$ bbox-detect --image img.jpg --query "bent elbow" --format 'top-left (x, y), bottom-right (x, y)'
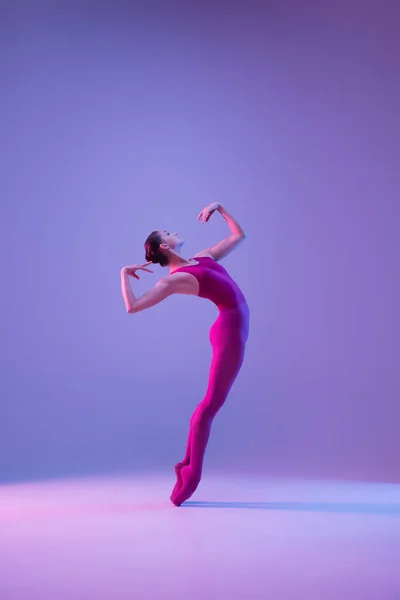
top-left (127, 306), bottom-right (136, 314)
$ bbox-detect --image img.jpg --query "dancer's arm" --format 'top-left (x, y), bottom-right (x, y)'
top-left (196, 203), bottom-right (247, 261)
top-left (121, 268), bottom-right (174, 314)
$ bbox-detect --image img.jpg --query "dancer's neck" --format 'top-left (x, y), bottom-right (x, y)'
top-left (168, 255), bottom-right (196, 273)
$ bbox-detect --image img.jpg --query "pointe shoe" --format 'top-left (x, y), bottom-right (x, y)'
top-left (171, 467), bottom-right (201, 506)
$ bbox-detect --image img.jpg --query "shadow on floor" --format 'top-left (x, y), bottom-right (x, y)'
top-left (182, 501), bottom-right (400, 515)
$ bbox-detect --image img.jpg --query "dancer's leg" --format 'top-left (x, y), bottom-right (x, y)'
top-left (171, 402), bottom-right (204, 498)
top-left (171, 428), bottom-right (193, 499)
top-left (171, 323), bottom-right (217, 495)
top-left (173, 319), bottom-right (220, 477)
top-left (175, 395), bottom-right (207, 472)
top-left (171, 306), bottom-right (249, 506)
top-left (171, 340), bottom-right (245, 506)
top-left (175, 428), bottom-right (192, 472)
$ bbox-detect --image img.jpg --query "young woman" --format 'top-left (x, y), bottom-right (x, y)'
top-left (121, 203), bottom-right (249, 506)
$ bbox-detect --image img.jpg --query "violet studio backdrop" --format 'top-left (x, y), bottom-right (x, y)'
top-left (1, 1), bottom-right (399, 484)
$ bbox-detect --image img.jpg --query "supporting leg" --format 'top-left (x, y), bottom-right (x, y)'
top-left (171, 342), bottom-right (245, 506)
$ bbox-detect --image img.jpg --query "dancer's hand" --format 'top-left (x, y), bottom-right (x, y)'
top-left (121, 262), bottom-right (153, 280)
top-left (197, 202), bottom-right (220, 223)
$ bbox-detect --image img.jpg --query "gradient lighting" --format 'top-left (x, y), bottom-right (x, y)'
top-left (1, 1), bottom-right (399, 599)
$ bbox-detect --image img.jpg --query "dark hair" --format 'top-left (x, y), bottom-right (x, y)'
top-left (144, 231), bottom-right (169, 267)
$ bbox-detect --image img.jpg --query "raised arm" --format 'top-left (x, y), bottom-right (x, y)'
top-left (195, 203), bottom-right (247, 261)
top-left (121, 267), bottom-right (174, 314)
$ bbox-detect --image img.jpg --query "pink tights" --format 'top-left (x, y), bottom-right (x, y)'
top-left (170, 305), bottom-right (249, 506)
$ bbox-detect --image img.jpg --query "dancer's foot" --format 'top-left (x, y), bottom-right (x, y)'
top-left (170, 470), bottom-right (182, 501)
top-left (174, 458), bottom-right (189, 476)
top-left (170, 459), bottom-right (190, 501)
top-left (170, 481), bottom-right (180, 501)
top-left (174, 462), bottom-right (183, 476)
top-left (173, 457), bottom-right (190, 487)
top-left (170, 466), bottom-right (201, 507)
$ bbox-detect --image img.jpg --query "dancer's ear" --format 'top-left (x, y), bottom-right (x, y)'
top-left (160, 243), bottom-right (169, 251)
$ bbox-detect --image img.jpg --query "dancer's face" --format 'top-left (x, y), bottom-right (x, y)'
top-left (159, 230), bottom-right (185, 251)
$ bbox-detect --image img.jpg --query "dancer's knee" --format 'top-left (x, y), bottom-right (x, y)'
top-left (190, 402), bottom-right (221, 427)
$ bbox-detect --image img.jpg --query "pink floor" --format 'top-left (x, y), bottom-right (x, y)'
top-left (0, 473), bottom-right (399, 599)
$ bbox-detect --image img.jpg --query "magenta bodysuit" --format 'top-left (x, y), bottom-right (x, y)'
top-left (170, 256), bottom-right (249, 506)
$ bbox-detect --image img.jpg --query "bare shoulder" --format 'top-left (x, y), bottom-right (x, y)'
top-left (193, 250), bottom-right (214, 259)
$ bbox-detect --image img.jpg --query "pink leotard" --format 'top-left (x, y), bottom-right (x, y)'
top-left (170, 257), bottom-right (249, 506)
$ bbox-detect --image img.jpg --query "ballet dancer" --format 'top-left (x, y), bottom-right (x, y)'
top-left (121, 203), bottom-right (249, 506)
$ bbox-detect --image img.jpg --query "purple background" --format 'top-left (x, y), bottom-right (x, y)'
top-left (1, 1), bottom-right (399, 484)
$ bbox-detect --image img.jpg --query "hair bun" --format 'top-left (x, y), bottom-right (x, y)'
top-left (145, 249), bottom-right (157, 263)
top-left (144, 230), bottom-right (169, 267)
